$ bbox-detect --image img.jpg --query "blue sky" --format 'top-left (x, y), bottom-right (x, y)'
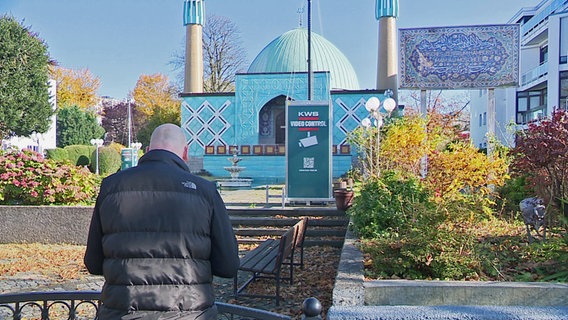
top-left (1, 0), bottom-right (540, 100)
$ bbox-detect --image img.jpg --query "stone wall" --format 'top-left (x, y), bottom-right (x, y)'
top-left (0, 206), bottom-right (93, 245)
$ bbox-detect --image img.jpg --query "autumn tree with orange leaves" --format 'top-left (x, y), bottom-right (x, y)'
top-left (49, 66), bottom-right (100, 110)
top-left (130, 73), bottom-right (180, 120)
top-left (130, 73), bottom-right (180, 146)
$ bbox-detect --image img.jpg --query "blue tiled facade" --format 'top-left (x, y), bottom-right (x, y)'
top-left (181, 71), bottom-right (385, 181)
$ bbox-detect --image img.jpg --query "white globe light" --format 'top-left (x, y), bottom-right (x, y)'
top-left (365, 97), bottom-right (381, 112)
top-left (383, 98), bottom-right (396, 113)
top-left (361, 117), bottom-right (372, 128)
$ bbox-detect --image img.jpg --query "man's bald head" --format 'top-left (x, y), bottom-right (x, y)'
top-left (148, 124), bottom-right (188, 160)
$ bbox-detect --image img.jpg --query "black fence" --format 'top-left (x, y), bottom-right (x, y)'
top-left (0, 291), bottom-right (322, 320)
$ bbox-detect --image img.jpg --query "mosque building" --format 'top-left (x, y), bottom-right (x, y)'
top-left (180, 0), bottom-right (399, 184)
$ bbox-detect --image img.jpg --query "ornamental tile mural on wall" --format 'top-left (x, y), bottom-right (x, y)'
top-left (400, 24), bottom-right (520, 89)
top-left (181, 99), bottom-right (232, 154)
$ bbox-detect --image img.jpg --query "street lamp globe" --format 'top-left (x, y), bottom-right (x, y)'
top-left (383, 97), bottom-right (397, 113)
top-left (361, 91), bottom-right (397, 178)
top-left (361, 117), bottom-right (372, 128)
top-left (365, 97), bottom-right (381, 112)
top-left (131, 142), bottom-right (142, 150)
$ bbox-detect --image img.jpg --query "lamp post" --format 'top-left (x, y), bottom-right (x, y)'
top-left (90, 138), bottom-right (104, 175)
top-left (31, 131), bottom-right (41, 154)
top-left (362, 90), bottom-right (396, 177)
top-left (131, 142), bottom-right (142, 166)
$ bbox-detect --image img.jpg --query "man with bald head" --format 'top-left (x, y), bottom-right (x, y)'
top-left (84, 123), bottom-right (239, 319)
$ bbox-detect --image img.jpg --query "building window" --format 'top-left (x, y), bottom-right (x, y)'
top-left (561, 17), bottom-right (567, 64)
top-left (483, 112), bottom-right (487, 125)
top-left (540, 46), bottom-right (548, 64)
top-left (561, 71), bottom-right (568, 110)
top-left (516, 89), bottom-right (547, 124)
top-left (479, 114), bottom-right (483, 127)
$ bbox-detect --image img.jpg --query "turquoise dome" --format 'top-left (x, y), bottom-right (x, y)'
top-left (247, 28), bottom-right (360, 90)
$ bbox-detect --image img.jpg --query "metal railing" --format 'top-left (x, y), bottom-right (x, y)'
top-left (521, 0), bottom-right (567, 37)
top-left (521, 61), bottom-right (548, 87)
top-left (0, 291), bottom-right (323, 320)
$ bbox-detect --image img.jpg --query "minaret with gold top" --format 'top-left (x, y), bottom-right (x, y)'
top-left (376, 0), bottom-right (399, 100)
top-left (183, 0), bottom-right (204, 93)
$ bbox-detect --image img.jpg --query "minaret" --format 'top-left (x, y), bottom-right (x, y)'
top-left (183, 0), bottom-right (204, 93)
top-left (376, 0), bottom-right (399, 100)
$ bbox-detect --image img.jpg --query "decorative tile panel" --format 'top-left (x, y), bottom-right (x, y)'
top-left (181, 99), bottom-right (232, 155)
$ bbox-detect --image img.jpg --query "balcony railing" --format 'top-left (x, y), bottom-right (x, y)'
top-left (521, 0), bottom-right (567, 37)
top-left (521, 62), bottom-right (548, 86)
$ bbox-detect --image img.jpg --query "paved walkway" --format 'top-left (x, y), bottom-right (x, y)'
top-left (219, 185), bottom-right (286, 207)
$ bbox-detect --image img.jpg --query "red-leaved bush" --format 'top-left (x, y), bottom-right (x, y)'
top-left (511, 109), bottom-right (568, 220)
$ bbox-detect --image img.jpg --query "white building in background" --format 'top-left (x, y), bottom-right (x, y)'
top-left (470, 0), bottom-right (568, 148)
top-left (3, 79), bottom-right (57, 153)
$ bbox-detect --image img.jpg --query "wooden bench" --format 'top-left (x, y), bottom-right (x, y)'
top-left (233, 217), bottom-right (308, 305)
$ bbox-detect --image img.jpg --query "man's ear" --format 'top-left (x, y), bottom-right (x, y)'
top-left (183, 145), bottom-right (189, 161)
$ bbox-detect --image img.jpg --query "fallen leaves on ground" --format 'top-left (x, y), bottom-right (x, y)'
top-left (0, 243), bottom-right (341, 319)
top-left (0, 243), bottom-right (89, 281)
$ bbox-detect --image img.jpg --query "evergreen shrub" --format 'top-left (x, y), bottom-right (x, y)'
top-left (91, 146), bottom-right (121, 176)
top-left (64, 145), bottom-right (95, 166)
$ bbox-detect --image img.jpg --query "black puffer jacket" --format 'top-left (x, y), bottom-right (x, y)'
top-left (84, 150), bottom-right (239, 319)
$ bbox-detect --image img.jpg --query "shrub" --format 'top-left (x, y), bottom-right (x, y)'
top-left (511, 109), bottom-right (568, 221)
top-left (349, 170), bottom-right (433, 239)
top-left (91, 146), bottom-right (121, 176)
top-left (0, 149), bottom-right (100, 205)
top-left (44, 148), bottom-right (69, 162)
top-left (64, 145), bottom-right (95, 166)
top-left (496, 175), bottom-right (530, 220)
top-left (425, 142), bottom-right (508, 201)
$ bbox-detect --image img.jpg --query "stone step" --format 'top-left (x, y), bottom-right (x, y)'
top-left (235, 228), bottom-right (347, 237)
top-left (230, 216), bottom-right (349, 227)
top-left (229, 208), bottom-right (348, 248)
top-left (238, 238), bottom-right (345, 248)
top-left (228, 207), bottom-right (345, 217)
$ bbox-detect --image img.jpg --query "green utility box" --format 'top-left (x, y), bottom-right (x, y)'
top-left (121, 148), bottom-right (139, 170)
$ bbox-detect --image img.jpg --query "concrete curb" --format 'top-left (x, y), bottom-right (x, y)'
top-left (328, 305), bottom-right (568, 319)
top-left (329, 219), bottom-right (568, 319)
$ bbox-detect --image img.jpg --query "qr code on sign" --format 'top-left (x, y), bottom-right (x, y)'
top-left (303, 157), bottom-right (315, 169)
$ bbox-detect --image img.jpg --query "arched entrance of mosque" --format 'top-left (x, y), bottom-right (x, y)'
top-left (258, 95), bottom-right (287, 145)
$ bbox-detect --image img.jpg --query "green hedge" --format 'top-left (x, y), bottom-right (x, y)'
top-left (45, 148), bottom-right (69, 162)
top-left (91, 146), bottom-right (121, 176)
top-left (64, 145), bottom-right (95, 166)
